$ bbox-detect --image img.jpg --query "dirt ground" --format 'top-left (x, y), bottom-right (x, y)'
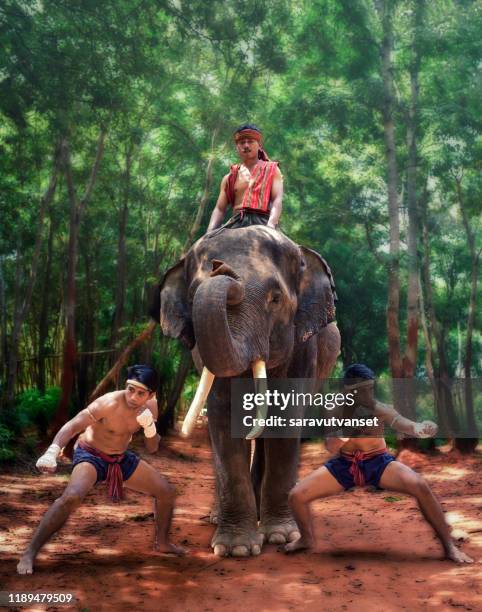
top-left (1, 427), bottom-right (481, 612)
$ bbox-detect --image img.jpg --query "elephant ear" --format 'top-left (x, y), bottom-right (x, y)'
top-left (149, 259), bottom-right (195, 349)
top-left (295, 246), bottom-right (337, 344)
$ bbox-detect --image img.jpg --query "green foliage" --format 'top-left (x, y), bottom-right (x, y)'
top-left (0, 424), bottom-right (15, 462)
top-left (16, 387), bottom-right (61, 434)
top-left (0, 0), bottom-right (480, 439)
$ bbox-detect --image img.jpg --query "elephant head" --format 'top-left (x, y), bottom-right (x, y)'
top-left (151, 226), bottom-right (336, 386)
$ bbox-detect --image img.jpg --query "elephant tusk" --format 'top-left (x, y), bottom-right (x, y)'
top-left (181, 367), bottom-right (215, 437)
top-left (246, 359), bottom-right (268, 440)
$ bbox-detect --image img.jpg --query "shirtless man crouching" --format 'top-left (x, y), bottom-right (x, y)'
top-left (17, 364), bottom-right (185, 575)
top-left (285, 363), bottom-right (473, 564)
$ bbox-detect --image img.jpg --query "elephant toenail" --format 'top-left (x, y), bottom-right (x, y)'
top-left (268, 532), bottom-right (286, 544)
top-left (213, 544), bottom-right (227, 557)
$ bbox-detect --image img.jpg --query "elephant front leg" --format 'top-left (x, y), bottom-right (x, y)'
top-left (259, 438), bottom-right (301, 545)
top-left (208, 381), bottom-right (263, 557)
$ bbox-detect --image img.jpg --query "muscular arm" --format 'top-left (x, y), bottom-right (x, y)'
top-left (207, 175), bottom-right (229, 232)
top-left (267, 167), bottom-right (283, 229)
top-left (375, 402), bottom-right (438, 438)
top-left (35, 399), bottom-right (108, 472)
top-left (374, 402), bottom-right (417, 435)
top-left (142, 399), bottom-right (160, 453)
top-left (325, 436), bottom-right (348, 454)
top-left (52, 400), bottom-right (107, 450)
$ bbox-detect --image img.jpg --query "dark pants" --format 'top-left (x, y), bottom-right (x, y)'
top-left (223, 210), bottom-right (270, 229)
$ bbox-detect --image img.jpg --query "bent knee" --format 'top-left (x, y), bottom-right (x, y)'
top-left (155, 480), bottom-right (175, 501)
top-left (413, 475), bottom-right (430, 495)
top-left (288, 485), bottom-right (308, 505)
top-left (403, 474), bottom-right (430, 496)
top-left (58, 489), bottom-right (84, 509)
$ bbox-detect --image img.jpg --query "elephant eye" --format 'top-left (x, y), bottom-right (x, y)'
top-left (270, 291), bottom-right (282, 304)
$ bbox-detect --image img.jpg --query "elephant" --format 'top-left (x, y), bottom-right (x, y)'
top-left (151, 225), bottom-right (340, 557)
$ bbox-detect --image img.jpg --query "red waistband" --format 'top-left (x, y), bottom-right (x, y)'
top-left (78, 440), bottom-right (125, 501)
top-left (341, 447), bottom-right (387, 487)
top-left (341, 447), bottom-right (387, 461)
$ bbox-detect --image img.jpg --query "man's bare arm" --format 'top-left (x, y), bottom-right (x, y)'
top-left (207, 175), bottom-right (229, 231)
top-left (267, 167), bottom-right (283, 228)
top-left (53, 401), bottom-right (106, 449)
top-left (325, 436), bottom-right (348, 454)
top-left (36, 400), bottom-right (107, 472)
top-left (374, 402), bottom-right (437, 437)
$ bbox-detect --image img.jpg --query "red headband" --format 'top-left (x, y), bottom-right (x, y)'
top-left (234, 129), bottom-right (262, 143)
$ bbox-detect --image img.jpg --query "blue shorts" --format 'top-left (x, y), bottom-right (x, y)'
top-left (325, 451), bottom-right (395, 490)
top-left (72, 446), bottom-right (140, 484)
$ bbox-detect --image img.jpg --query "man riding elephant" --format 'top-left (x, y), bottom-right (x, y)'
top-left (151, 224), bottom-right (340, 558)
top-left (207, 124), bottom-right (284, 231)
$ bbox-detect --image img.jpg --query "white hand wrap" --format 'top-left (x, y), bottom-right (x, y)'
top-left (414, 421), bottom-right (438, 438)
top-left (136, 408), bottom-right (157, 438)
top-left (36, 443), bottom-right (61, 471)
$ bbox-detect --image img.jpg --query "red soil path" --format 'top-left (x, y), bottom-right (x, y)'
top-left (0, 428), bottom-right (481, 612)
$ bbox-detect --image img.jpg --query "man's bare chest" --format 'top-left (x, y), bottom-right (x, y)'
top-left (233, 173), bottom-right (250, 204)
top-left (95, 412), bottom-right (141, 438)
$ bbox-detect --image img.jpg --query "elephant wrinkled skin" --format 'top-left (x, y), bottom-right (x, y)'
top-left (151, 226), bottom-right (340, 556)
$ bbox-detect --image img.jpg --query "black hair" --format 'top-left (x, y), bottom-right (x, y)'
top-left (343, 363), bottom-right (375, 386)
top-left (126, 364), bottom-right (158, 392)
top-left (234, 123), bottom-right (262, 135)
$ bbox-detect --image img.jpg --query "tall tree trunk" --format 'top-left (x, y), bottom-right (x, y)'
top-left (376, 0), bottom-right (405, 435)
top-left (454, 177), bottom-right (479, 453)
top-left (418, 274), bottom-right (437, 451)
top-left (78, 246), bottom-right (96, 409)
top-left (378, 1), bottom-right (402, 380)
top-left (0, 257), bottom-right (7, 388)
top-left (402, 0), bottom-right (425, 426)
top-left (420, 205), bottom-right (459, 436)
top-left (37, 210), bottom-right (56, 393)
top-left (53, 130), bottom-right (106, 430)
top-left (111, 142), bottom-right (134, 352)
top-left (4, 154), bottom-right (59, 406)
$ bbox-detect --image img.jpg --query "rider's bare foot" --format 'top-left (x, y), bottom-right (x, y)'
top-left (154, 541), bottom-right (187, 556)
top-left (284, 537), bottom-right (313, 554)
top-left (17, 553), bottom-right (34, 574)
top-left (446, 545), bottom-right (473, 564)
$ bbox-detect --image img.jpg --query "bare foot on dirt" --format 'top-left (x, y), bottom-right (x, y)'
top-left (17, 553), bottom-right (34, 574)
top-left (446, 545), bottom-right (473, 564)
top-left (155, 542), bottom-right (187, 556)
top-left (284, 537), bottom-right (313, 554)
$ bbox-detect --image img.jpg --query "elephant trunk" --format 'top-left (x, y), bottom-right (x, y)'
top-left (192, 274), bottom-right (251, 377)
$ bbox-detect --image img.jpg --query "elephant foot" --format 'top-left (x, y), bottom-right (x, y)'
top-left (259, 518), bottom-right (301, 545)
top-left (211, 525), bottom-right (263, 557)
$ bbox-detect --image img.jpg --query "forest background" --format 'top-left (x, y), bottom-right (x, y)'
top-left (0, 0), bottom-right (480, 460)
